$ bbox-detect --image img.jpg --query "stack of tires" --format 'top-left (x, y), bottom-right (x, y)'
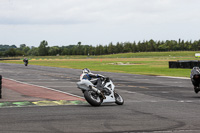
top-left (169, 60), bottom-right (200, 69)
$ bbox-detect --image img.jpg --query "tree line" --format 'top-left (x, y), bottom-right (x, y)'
top-left (1, 39), bottom-right (200, 57)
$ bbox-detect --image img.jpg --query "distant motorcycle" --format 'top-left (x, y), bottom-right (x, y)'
top-left (23, 58), bottom-right (28, 66)
top-left (191, 67), bottom-right (200, 93)
top-left (77, 76), bottom-right (124, 106)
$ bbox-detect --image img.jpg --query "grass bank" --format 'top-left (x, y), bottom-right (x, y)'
top-left (1, 51), bottom-right (199, 77)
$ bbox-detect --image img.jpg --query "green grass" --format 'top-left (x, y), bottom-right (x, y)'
top-left (98, 51), bottom-right (196, 58)
top-left (5, 51), bottom-right (198, 60)
top-left (1, 51), bottom-right (199, 78)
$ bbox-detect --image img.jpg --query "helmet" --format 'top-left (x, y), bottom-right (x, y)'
top-left (82, 68), bottom-right (91, 74)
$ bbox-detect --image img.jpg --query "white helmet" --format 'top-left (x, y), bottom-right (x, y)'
top-left (82, 68), bottom-right (91, 74)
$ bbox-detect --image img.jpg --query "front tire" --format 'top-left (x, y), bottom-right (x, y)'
top-left (84, 90), bottom-right (103, 106)
top-left (114, 92), bottom-right (124, 105)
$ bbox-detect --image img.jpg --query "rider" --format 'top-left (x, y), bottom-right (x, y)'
top-left (80, 68), bottom-right (105, 90)
top-left (191, 67), bottom-right (200, 93)
top-left (23, 57), bottom-right (28, 63)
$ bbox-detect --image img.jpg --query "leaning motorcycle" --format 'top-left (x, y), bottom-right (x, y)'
top-left (77, 77), bottom-right (124, 106)
top-left (24, 61), bottom-right (28, 66)
top-left (23, 59), bottom-right (28, 66)
top-left (191, 67), bottom-right (200, 93)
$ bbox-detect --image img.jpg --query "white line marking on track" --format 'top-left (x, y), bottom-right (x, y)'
top-left (27, 82), bottom-right (74, 84)
top-left (156, 76), bottom-right (190, 79)
top-left (121, 90), bottom-right (136, 94)
top-left (149, 129), bottom-right (200, 133)
top-left (15, 79), bottom-right (64, 81)
top-left (46, 86), bottom-right (76, 87)
top-left (161, 91), bottom-right (169, 93)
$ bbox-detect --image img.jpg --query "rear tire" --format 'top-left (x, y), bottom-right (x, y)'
top-left (194, 86), bottom-right (200, 94)
top-left (84, 90), bottom-right (103, 106)
top-left (114, 92), bottom-right (124, 105)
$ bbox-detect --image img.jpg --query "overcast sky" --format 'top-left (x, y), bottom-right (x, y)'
top-left (0, 0), bottom-right (200, 47)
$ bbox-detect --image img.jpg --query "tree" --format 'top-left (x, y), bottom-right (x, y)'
top-left (116, 42), bottom-right (123, 53)
top-left (132, 41), bottom-right (137, 52)
top-left (28, 47), bottom-right (39, 56)
top-left (76, 42), bottom-right (83, 55)
top-left (49, 46), bottom-right (60, 56)
top-left (138, 41), bottom-right (146, 52)
top-left (19, 44), bottom-right (26, 50)
top-left (108, 42), bottom-right (114, 54)
top-left (123, 42), bottom-right (132, 53)
top-left (38, 40), bottom-right (49, 56)
top-left (148, 39), bottom-right (156, 51)
top-left (61, 47), bottom-right (69, 55)
top-left (4, 48), bottom-right (16, 56)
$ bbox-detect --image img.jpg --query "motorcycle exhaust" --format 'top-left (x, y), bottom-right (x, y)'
top-left (90, 86), bottom-right (101, 94)
top-left (90, 86), bottom-right (106, 99)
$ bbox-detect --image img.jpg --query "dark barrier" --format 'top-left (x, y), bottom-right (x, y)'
top-left (0, 58), bottom-right (20, 60)
top-left (0, 75), bottom-right (2, 98)
top-left (169, 60), bottom-right (200, 69)
top-left (169, 61), bottom-right (178, 68)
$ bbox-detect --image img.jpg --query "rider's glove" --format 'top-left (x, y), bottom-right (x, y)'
top-left (98, 74), bottom-right (105, 80)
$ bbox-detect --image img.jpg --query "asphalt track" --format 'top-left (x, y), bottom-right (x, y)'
top-left (0, 63), bottom-right (199, 133)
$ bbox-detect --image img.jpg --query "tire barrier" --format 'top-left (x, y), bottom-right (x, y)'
top-left (0, 58), bottom-right (20, 60)
top-left (169, 60), bottom-right (200, 69)
top-left (0, 75), bottom-right (2, 98)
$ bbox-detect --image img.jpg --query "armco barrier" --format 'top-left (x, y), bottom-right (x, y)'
top-left (0, 75), bottom-right (1, 98)
top-left (169, 60), bottom-right (200, 69)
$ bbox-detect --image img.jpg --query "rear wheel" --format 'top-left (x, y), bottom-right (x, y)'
top-left (194, 86), bottom-right (200, 93)
top-left (114, 92), bottom-right (124, 105)
top-left (84, 90), bottom-right (103, 106)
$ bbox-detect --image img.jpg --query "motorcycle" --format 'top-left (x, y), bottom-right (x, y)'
top-left (77, 77), bottom-right (124, 106)
top-left (191, 67), bottom-right (200, 93)
top-left (23, 58), bottom-right (28, 66)
top-left (24, 61), bottom-right (28, 66)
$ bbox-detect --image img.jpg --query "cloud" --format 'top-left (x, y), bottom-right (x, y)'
top-left (0, 0), bottom-right (200, 25)
top-left (0, 0), bottom-right (200, 46)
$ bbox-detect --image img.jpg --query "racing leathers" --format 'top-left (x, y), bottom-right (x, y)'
top-left (23, 58), bottom-right (28, 63)
top-left (80, 72), bottom-right (104, 90)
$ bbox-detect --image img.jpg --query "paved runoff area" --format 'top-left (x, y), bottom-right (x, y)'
top-left (0, 63), bottom-right (200, 133)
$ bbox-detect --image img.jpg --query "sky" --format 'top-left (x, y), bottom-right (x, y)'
top-left (0, 0), bottom-right (200, 47)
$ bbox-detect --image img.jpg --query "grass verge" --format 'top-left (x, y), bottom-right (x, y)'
top-left (1, 51), bottom-right (199, 77)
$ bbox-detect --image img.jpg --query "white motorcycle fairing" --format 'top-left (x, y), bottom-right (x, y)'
top-left (77, 77), bottom-right (124, 106)
top-left (77, 80), bottom-right (93, 91)
top-left (102, 80), bottom-right (115, 103)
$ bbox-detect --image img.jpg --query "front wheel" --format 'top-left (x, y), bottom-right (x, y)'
top-left (84, 90), bottom-right (103, 106)
top-left (114, 92), bottom-right (124, 105)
